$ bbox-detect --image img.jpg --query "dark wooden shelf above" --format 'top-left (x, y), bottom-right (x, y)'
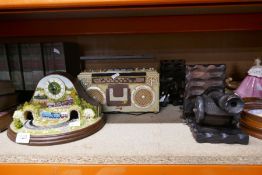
top-left (0, 13), bottom-right (262, 37)
top-left (0, 1), bottom-right (261, 37)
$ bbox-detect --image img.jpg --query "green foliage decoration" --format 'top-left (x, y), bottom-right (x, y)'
top-left (14, 118), bottom-right (23, 129)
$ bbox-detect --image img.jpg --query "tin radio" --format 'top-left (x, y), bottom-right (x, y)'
top-left (78, 68), bottom-right (159, 113)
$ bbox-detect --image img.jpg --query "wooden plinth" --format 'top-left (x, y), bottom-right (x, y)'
top-left (240, 100), bottom-right (262, 140)
top-left (240, 123), bottom-right (262, 139)
top-left (7, 117), bottom-right (106, 146)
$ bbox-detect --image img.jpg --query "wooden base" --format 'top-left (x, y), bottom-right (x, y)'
top-left (243, 98), bottom-right (262, 110)
top-left (240, 100), bottom-right (262, 140)
top-left (240, 116), bottom-right (262, 139)
top-left (240, 123), bottom-right (262, 140)
top-left (240, 117), bottom-right (262, 130)
top-left (7, 117), bottom-right (106, 146)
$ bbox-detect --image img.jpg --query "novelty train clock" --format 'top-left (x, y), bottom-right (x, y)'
top-left (7, 73), bottom-right (105, 145)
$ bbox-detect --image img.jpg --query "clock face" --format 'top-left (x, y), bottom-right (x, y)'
top-left (44, 77), bottom-right (66, 100)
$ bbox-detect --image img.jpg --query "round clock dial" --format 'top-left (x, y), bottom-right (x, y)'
top-left (44, 77), bottom-right (66, 100)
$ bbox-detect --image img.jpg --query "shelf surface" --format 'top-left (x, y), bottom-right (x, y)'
top-left (0, 106), bottom-right (262, 165)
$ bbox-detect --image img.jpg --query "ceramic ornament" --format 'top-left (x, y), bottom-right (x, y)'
top-left (7, 72), bottom-right (105, 146)
top-left (236, 59), bottom-right (262, 98)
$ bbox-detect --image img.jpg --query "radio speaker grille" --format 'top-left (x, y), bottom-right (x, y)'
top-left (87, 88), bottom-right (105, 104)
top-left (133, 86), bottom-right (154, 108)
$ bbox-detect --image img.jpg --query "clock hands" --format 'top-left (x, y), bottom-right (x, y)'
top-left (48, 81), bottom-right (60, 95)
top-left (45, 78), bottom-right (65, 99)
top-left (50, 83), bottom-right (57, 94)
